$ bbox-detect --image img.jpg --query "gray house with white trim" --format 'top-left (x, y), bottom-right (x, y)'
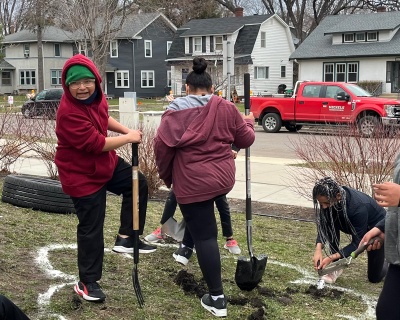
top-left (290, 10), bottom-right (400, 94)
top-left (166, 11), bottom-right (295, 98)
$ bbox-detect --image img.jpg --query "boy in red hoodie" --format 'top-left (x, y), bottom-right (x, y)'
top-left (55, 54), bottom-right (156, 302)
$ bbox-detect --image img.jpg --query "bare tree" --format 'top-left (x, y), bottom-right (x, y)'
top-left (0, 0), bottom-right (27, 35)
top-left (57, 0), bottom-right (136, 87)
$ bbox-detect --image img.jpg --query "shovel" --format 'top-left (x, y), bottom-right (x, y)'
top-left (161, 217), bottom-right (185, 242)
top-left (132, 143), bottom-right (144, 307)
top-left (235, 73), bottom-right (267, 291)
top-left (316, 236), bottom-right (382, 289)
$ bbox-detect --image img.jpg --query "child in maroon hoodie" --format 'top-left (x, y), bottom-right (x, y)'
top-left (55, 54), bottom-right (156, 302)
top-left (154, 57), bottom-right (255, 317)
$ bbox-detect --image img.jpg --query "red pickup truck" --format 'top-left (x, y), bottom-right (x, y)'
top-left (250, 81), bottom-right (400, 137)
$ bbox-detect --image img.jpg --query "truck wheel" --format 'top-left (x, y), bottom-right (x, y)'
top-left (358, 115), bottom-right (379, 137)
top-left (262, 113), bottom-right (282, 133)
top-left (284, 124), bottom-right (303, 132)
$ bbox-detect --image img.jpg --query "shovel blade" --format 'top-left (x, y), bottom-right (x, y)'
top-left (235, 254), bottom-right (267, 291)
top-left (161, 217), bottom-right (185, 242)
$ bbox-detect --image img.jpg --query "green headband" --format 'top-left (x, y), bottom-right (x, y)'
top-left (66, 65), bottom-right (95, 86)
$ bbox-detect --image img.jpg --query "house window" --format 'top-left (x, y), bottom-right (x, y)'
top-left (20, 70), bottom-right (36, 85)
top-left (367, 32), bottom-right (377, 41)
top-left (167, 41), bottom-right (172, 55)
top-left (215, 36), bottom-right (223, 51)
top-left (110, 40), bottom-right (118, 58)
top-left (54, 43), bottom-right (61, 57)
top-left (115, 71), bottom-right (129, 88)
top-left (386, 61), bottom-right (392, 83)
top-left (1, 71), bottom-right (11, 86)
top-left (79, 42), bottom-right (87, 56)
top-left (167, 70), bottom-right (171, 87)
top-left (344, 33), bottom-right (354, 42)
top-left (23, 44), bottom-right (30, 57)
top-left (324, 63), bottom-right (334, 82)
top-left (261, 32), bottom-right (266, 48)
top-left (254, 66), bottom-right (269, 79)
top-left (144, 40), bottom-right (152, 57)
top-left (336, 63), bottom-right (346, 82)
top-left (280, 66), bottom-right (286, 78)
top-left (194, 37), bottom-right (202, 52)
top-left (347, 63), bottom-right (358, 82)
top-left (323, 62), bottom-right (359, 82)
top-left (141, 70), bottom-right (154, 88)
top-left (50, 70), bottom-right (62, 85)
top-left (356, 33), bottom-right (365, 42)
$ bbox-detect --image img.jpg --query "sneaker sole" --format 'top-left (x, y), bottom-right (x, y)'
top-left (112, 246), bottom-right (157, 254)
top-left (172, 253), bottom-right (189, 266)
top-left (74, 284), bottom-right (105, 302)
top-left (143, 237), bottom-right (164, 244)
top-left (223, 244), bottom-right (241, 255)
top-left (200, 299), bottom-right (227, 317)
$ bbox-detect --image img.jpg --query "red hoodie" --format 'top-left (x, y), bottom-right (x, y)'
top-left (154, 95), bottom-right (255, 204)
top-left (54, 54), bottom-right (118, 197)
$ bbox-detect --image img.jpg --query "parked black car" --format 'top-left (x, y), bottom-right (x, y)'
top-left (21, 88), bottom-right (63, 119)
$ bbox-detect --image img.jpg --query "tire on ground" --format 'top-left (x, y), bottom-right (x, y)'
top-left (1, 174), bottom-right (75, 214)
top-left (357, 115), bottom-right (379, 137)
top-left (284, 124), bottom-right (303, 132)
top-left (262, 113), bottom-right (282, 133)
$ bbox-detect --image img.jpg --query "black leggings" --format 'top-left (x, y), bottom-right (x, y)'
top-left (0, 295), bottom-right (30, 320)
top-left (376, 264), bottom-right (400, 320)
top-left (179, 198), bottom-right (223, 296)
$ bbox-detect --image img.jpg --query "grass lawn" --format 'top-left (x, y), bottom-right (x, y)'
top-left (0, 180), bottom-right (382, 320)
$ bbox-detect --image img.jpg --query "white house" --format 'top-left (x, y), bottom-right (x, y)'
top-left (290, 10), bottom-right (400, 95)
top-left (1, 26), bottom-right (74, 95)
top-left (166, 8), bottom-right (295, 98)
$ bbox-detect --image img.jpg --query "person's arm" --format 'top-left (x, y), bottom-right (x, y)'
top-left (154, 136), bottom-right (175, 188)
top-left (232, 111), bottom-right (255, 149)
top-left (102, 116), bottom-right (142, 151)
top-left (359, 227), bottom-right (385, 251)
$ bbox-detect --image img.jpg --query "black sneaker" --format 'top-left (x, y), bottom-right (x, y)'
top-left (201, 294), bottom-right (227, 317)
top-left (112, 235), bottom-right (156, 253)
top-left (74, 281), bottom-right (106, 302)
top-left (172, 245), bottom-right (193, 266)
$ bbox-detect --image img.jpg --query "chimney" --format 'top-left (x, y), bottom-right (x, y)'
top-left (9, 25), bottom-right (15, 34)
top-left (234, 7), bottom-right (244, 17)
top-left (377, 5), bottom-right (386, 12)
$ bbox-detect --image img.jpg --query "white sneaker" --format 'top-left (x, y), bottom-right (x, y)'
top-left (321, 269), bottom-right (343, 284)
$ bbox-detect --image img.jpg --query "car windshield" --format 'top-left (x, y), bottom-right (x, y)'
top-left (343, 84), bottom-right (372, 97)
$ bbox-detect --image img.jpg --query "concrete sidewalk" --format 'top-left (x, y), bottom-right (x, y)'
top-left (8, 154), bottom-right (314, 208)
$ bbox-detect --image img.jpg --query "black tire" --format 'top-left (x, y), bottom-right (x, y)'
top-left (284, 124), bottom-right (303, 132)
top-left (262, 113), bottom-right (282, 133)
top-left (357, 115), bottom-right (379, 137)
top-left (1, 174), bottom-right (75, 214)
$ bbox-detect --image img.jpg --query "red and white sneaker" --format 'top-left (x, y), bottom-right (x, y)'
top-left (224, 239), bottom-right (241, 254)
top-left (74, 281), bottom-right (106, 302)
top-left (144, 227), bottom-right (163, 243)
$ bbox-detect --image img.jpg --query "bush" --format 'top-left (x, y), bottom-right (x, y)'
top-left (356, 80), bottom-right (382, 96)
top-left (288, 124), bottom-right (400, 199)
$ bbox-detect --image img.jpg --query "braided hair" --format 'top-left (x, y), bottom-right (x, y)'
top-left (313, 177), bottom-right (356, 257)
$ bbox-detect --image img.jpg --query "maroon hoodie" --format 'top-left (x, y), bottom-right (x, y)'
top-left (55, 54), bottom-right (118, 197)
top-left (154, 95), bottom-right (255, 204)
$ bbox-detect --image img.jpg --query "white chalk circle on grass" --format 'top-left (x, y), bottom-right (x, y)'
top-left (35, 245), bottom-right (376, 320)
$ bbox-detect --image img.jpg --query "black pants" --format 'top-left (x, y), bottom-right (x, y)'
top-left (160, 190), bottom-right (233, 238)
top-left (71, 157), bottom-right (148, 283)
top-left (0, 295), bottom-right (30, 320)
top-left (179, 198), bottom-right (223, 296)
top-left (376, 264), bottom-right (400, 319)
top-left (326, 224), bottom-right (387, 283)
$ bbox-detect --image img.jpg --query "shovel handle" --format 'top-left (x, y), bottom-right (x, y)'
top-left (132, 143), bottom-right (139, 231)
top-left (351, 236), bottom-right (382, 258)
